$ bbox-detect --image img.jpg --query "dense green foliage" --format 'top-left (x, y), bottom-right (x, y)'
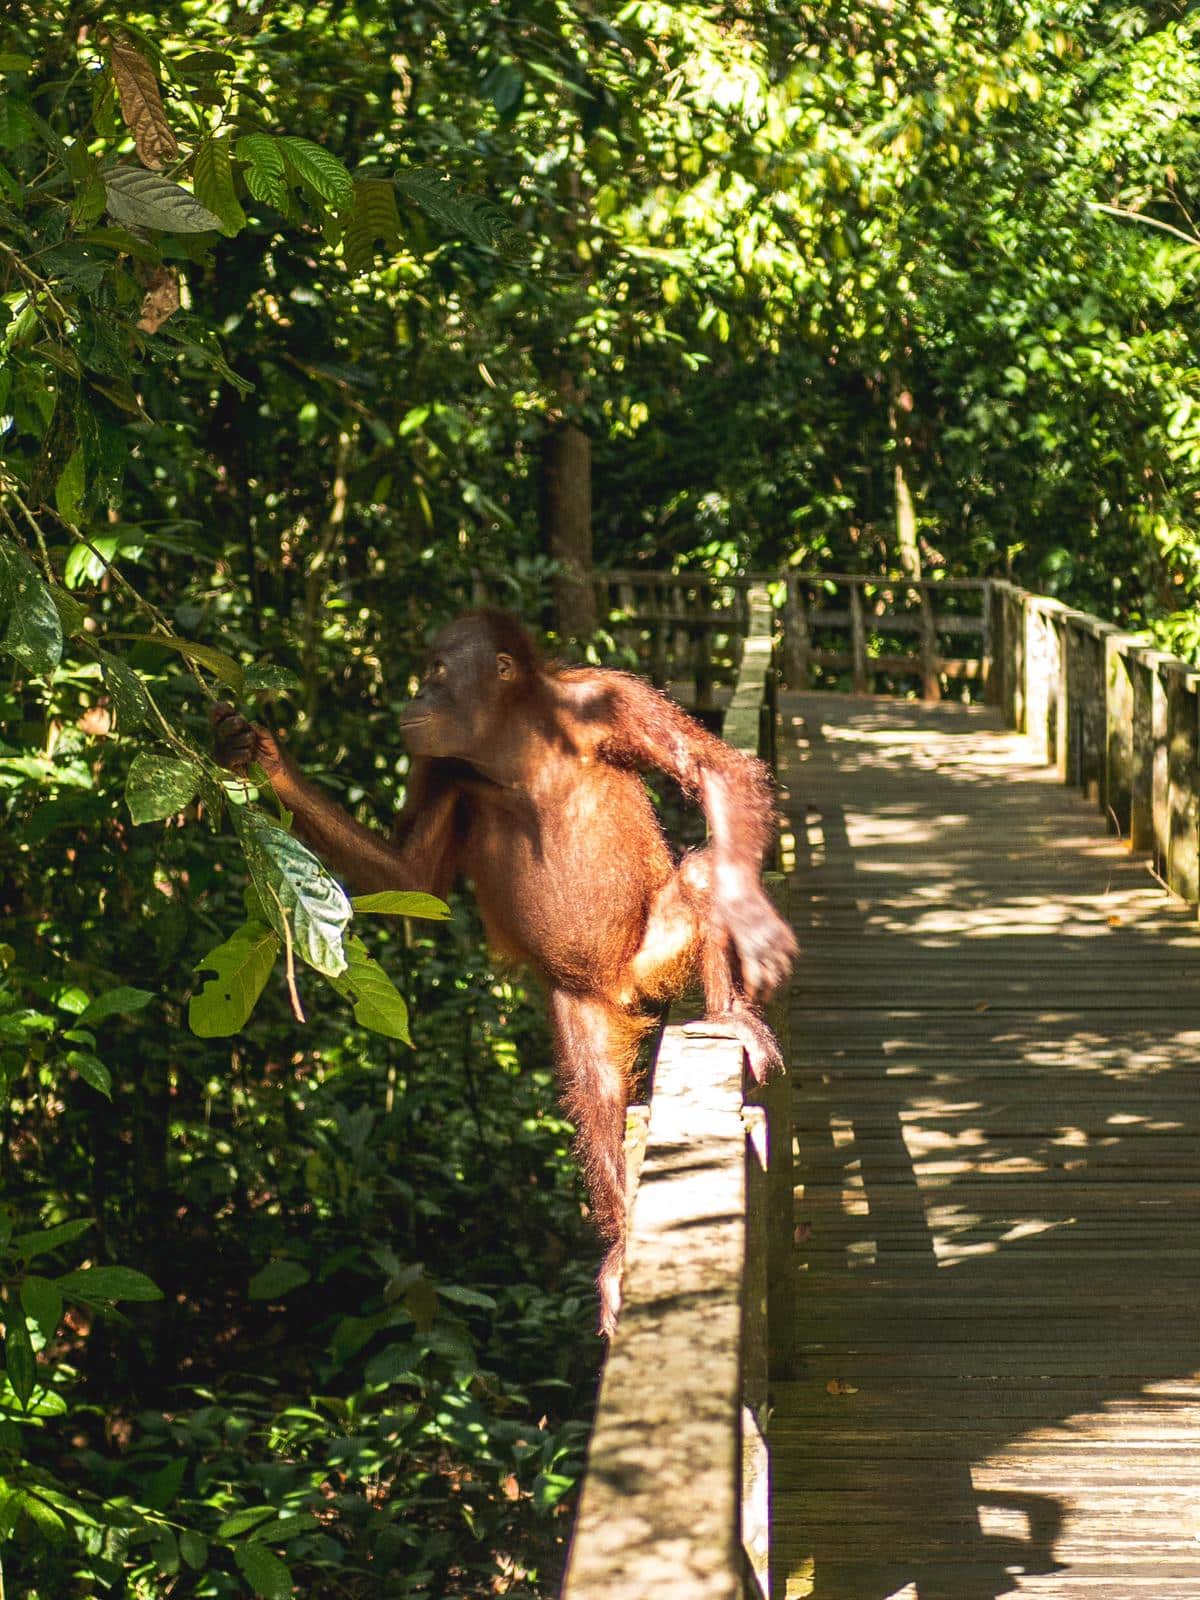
top-left (2, 0), bottom-right (1200, 1593)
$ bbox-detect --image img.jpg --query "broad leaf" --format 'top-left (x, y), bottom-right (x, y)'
top-left (125, 751), bottom-right (200, 824)
top-left (54, 447), bottom-right (85, 524)
top-left (0, 545), bottom-right (63, 675)
top-left (234, 1541), bottom-right (293, 1600)
top-left (193, 134), bottom-right (246, 236)
top-left (20, 1276), bottom-right (62, 1343)
top-left (13, 1218), bottom-right (92, 1261)
top-left (58, 1266), bottom-right (163, 1304)
top-left (351, 890), bottom-right (451, 921)
top-left (235, 134), bottom-right (287, 210)
top-left (280, 136), bottom-right (353, 205)
top-left (97, 649), bottom-right (154, 732)
top-left (77, 985), bottom-right (154, 1028)
top-left (115, 633), bottom-right (244, 692)
top-left (243, 663), bottom-right (301, 694)
top-left (104, 166), bottom-right (221, 233)
top-left (343, 179), bottom-right (401, 273)
top-left (247, 1259), bottom-right (310, 1300)
top-left (107, 37), bottom-right (178, 169)
top-left (4, 1312), bottom-right (35, 1409)
top-left (326, 935), bottom-right (411, 1043)
top-left (234, 812), bottom-right (351, 978)
top-left (188, 920), bottom-right (280, 1038)
top-left (65, 1050), bottom-right (112, 1099)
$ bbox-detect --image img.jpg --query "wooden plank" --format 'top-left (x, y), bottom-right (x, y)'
top-left (772, 684), bottom-right (1200, 1598)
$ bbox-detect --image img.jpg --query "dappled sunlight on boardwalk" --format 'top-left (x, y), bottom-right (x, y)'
top-left (773, 692), bottom-right (1200, 1600)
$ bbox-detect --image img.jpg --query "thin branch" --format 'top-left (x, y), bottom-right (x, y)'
top-left (1089, 201), bottom-right (1200, 249)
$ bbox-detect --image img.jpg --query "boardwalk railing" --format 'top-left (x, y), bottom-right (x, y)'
top-left (562, 587), bottom-right (792, 1600)
top-left (989, 580), bottom-right (1200, 907)
top-left (587, 569), bottom-right (990, 704)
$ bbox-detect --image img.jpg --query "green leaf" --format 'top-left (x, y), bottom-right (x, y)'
top-left (98, 650), bottom-right (155, 732)
top-left (243, 663), bottom-right (302, 694)
top-left (192, 134), bottom-right (246, 236)
top-left (217, 1504), bottom-right (277, 1539)
top-left (58, 1265), bottom-right (163, 1304)
top-left (18, 1491), bottom-right (66, 1545)
top-left (125, 751), bottom-right (200, 824)
top-left (343, 179), bottom-right (401, 273)
top-left (532, 1470), bottom-right (575, 1512)
top-left (0, 545), bottom-right (63, 675)
top-left (55, 447), bottom-right (86, 525)
top-left (188, 920), bottom-right (280, 1038)
top-left (326, 936), bottom-right (411, 1043)
top-left (65, 1049), bottom-right (111, 1099)
top-left (20, 1276), bottom-right (62, 1343)
top-left (279, 136), bottom-right (353, 205)
top-left (5, 1311), bottom-right (35, 1409)
top-left (436, 1283), bottom-right (498, 1309)
top-left (247, 1259), bottom-right (310, 1301)
top-left (234, 1541), bottom-right (293, 1600)
top-left (395, 167), bottom-right (530, 259)
top-left (179, 1530), bottom-right (208, 1569)
top-left (13, 1218), bottom-right (92, 1261)
top-left (235, 134), bottom-right (287, 210)
top-left (104, 166), bottom-right (222, 233)
top-left (77, 986), bottom-right (154, 1028)
top-left (49, 585), bottom-right (87, 639)
top-left (234, 811), bottom-right (351, 978)
top-left (115, 633), bottom-right (244, 693)
top-left (351, 890), bottom-right (451, 921)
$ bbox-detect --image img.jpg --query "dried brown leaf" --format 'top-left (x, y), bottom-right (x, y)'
top-left (137, 265), bottom-right (180, 333)
top-left (108, 37), bottom-right (178, 170)
top-left (825, 1378), bottom-right (859, 1396)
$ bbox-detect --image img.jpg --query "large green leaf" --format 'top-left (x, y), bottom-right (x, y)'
top-left (125, 751), bottom-right (200, 824)
top-left (103, 166), bottom-right (221, 233)
top-left (192, 133), bottom-right (246, 236)
top-left (279, 136), bottom-right (353, 205)
top-left (326, 935), bottom-right (411, 1043)
top-left (57, 1266), bottom-right (163, 1304)
top-left (188, 919), bottom-right (280, 1037)
top-left (234, 811), bottom-right (351, 977)
top-left (0, 545), bottom-right (63, 675)
top-left (20, 1275), bottom-right (62, 1344)
top-left (97, 649), bottom-right (154, 732)
top-left (114, 633), bottom-right (244, 693)
top-left (351, 890), bottom-right (451, 921)
top-left (77, 985), bottom-right (154, 1028)
top-left (235, 133), bottom-right (287, 210)
top-left (247, 1259), bottom-right (310, 1300)
top-left (13, 1218), bottom-right (92, 1261)
top-left (4, 1312), bottom-right (35, 1409)
top-left (234, 1542), bottom-right (293, 1600)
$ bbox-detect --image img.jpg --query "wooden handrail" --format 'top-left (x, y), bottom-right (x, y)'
top-left (988, 579), bottom-right (1200, 906)
top-left (562, 586), bottom-right (788, 1600)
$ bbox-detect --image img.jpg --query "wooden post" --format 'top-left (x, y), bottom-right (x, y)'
top-left (759, 872), bottom-right (794, 1377)
top-left (918, 587), bottom-right (940, 702)
top-left (1058, 618), bottom-right (1077, 784)
top-left (1153, 659), bottom-right (1169, 878)
top-left (1023, 599), bottom-right (1049, 757)
top-left (781, 576), bottom-right (811, 690)
top-left (1104, 634), bottom-right (1135, 836)
top-left (694, 624), bottom-right (715, 712)
top-left (849, 583), bottom-right (869, 694)
top-left (1166, 667), bottom-right (1200, 905)
top-left (1131, 653), bottom-right (1156, 855)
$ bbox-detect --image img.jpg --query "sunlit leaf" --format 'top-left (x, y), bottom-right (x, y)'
top-left (107, 35), bottom-right (178, 170)
top-left (234, 811), bottom-right (351, 977)
top-left (188, 920), bottom-right (280, 1037)
top-left (326, 935), bottom-right (411, 1043)
top-left (104, 166), bottom-right (221, 233)
top-left (351, 890), bottom-right (451, 920)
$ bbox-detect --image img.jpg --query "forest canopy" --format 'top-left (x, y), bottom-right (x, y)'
top-left (1, 1), bottom-right (1199, 1595)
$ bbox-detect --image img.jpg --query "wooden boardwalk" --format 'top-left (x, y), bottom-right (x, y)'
top-left (772, 691), bottom-right (1200, 1600)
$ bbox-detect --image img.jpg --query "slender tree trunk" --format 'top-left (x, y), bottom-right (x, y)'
top-left (539, 372), bottom-right (595, 638)
top-left (889, 372), bottom-right (921, 581)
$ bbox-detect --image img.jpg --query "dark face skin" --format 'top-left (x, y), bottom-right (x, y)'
top-left (400, 622), bottom-right (516, 763)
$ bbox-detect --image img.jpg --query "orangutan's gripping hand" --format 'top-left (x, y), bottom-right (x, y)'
top-left (211, 702), bottom-right (287, 780)
top-left (720, 880), bottom-right (798, 1005)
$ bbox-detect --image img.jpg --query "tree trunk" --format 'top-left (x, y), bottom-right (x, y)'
top-left (889, 372), bottom-right (921, 581)
top-left (539, 374), bottom-right (595, 639)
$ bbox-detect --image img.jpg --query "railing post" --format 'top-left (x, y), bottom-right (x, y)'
top-left (918, 586), bottom-right (940, 702)
top-left (781, 575), bottom-right (811, 690)
top-left (1104, 634), bottom-right (1136, 836)
top-left (849, 582), bottom-right (869, 694)
top-left (1166, 665), bottom-right (1200, 905)
top-left (983, 580), bottom-right (999, 706)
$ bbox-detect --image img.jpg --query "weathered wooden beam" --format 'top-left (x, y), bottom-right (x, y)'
top-left (561, 1027), bottom-right (748, 1600)
top-left (1165, 664), bottom-right (1200, 905)
top-left (849, 584), bottom-right (869, 694)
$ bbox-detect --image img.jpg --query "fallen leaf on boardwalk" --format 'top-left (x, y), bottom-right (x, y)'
top-left (974, 1000), bottom-right (990, 1013)
top-left (795, 1221), bottom-right (813, 1243)
top-left (826, 1378), bottom-right (859, 1396)
top-left (1107, 914), bottom-right (1122, 927)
